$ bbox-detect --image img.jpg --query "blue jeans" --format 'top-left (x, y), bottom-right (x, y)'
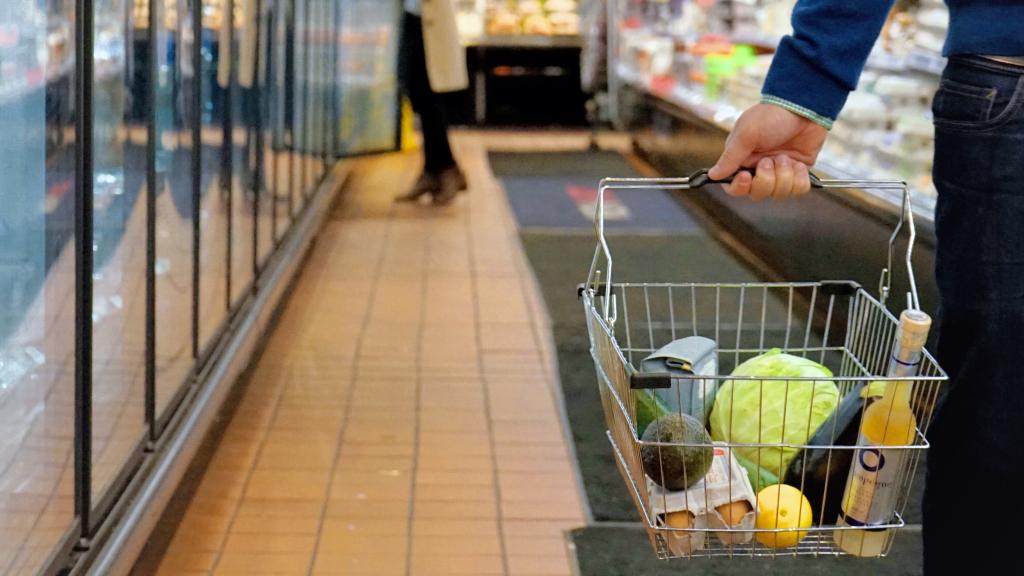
top-left (926, 55), bottom-right (1024, 573)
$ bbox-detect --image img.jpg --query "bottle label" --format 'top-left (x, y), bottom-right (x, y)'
top-left (840, 434), bottom-right (907, 527)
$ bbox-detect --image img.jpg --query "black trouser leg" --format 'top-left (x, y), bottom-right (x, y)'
top-left (400, 12), bottom-right (456, 174)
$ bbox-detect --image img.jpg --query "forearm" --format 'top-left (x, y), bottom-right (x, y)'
top-left (762, 0), bottom-right (896, 129)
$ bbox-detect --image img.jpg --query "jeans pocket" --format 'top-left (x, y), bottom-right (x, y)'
top-left (933, 76), bottom-right (1024, 132)
top-left (932, 79), bottom-right (996, 122)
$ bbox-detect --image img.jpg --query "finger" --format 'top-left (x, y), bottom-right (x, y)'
top-left (772, 155), bottom-right (794, 201)
top-left (709, 124), bottom-right (755, 180)
top-left (792, 162), bottom-right (812, 197)
top-left (723, 170), bottom-right (753, 197)
top-left (749, 157), bottom-right (775, 201)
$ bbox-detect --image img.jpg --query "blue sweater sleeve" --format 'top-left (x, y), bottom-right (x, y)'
top-left (762, 0), bottom-right (896, 127)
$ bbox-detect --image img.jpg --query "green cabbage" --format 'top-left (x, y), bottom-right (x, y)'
top-left (709, 349), bottom-right (839, 477)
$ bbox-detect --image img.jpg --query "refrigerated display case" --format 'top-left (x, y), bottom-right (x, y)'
top-left (0, 0), bottom-right (78, 574)
top-left (0, 0), bottom-right (401, 572)
top-left (611, 0), bottom-right (944, 219)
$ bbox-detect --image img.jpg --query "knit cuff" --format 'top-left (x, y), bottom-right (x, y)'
top-left (760, 94), bottom-right (835, 131)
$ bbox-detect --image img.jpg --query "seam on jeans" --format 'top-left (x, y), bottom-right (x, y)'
top-left (934, 75), bottom-right (1024, 132)
top-left (938, 78), bottom-right (998, 100)
top-left (950, 54), bottom-right (1024, 76)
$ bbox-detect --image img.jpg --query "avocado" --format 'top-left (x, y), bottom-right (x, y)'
top-left (641, 414), bottom-right (714, 491)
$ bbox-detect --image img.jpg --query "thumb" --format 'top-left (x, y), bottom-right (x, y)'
top-left (709, 124), bottom-right (755, 180)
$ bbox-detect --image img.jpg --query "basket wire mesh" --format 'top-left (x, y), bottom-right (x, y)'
top-left (581, 171), bottom-right (947, 559)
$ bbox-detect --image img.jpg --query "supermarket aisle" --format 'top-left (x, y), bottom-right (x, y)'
top-left (137, 132), bottom-right (588, 575)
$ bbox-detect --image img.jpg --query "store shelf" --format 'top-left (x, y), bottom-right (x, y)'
top-left (728, 30), bottom-right (782, 51)
top-left (866, 48), bottom-right (945, 78)
top-left (617, 64), bottom-right (936, 222)
top-left (463, 34), bottom-right (582, 49)
top-left (907, 49), bottom-right (947, 77)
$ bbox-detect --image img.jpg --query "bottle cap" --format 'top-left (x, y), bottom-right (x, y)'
top-left (897, 309), bottom-right (931, 352)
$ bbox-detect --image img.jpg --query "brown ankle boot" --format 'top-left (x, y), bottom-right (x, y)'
top-left (396, 171), bottom-right (440, 203)
top-left (431, 167), bottom-right (468, 206)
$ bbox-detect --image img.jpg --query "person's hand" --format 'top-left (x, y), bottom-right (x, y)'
top-left (708, 103), bottom-right (829, 201)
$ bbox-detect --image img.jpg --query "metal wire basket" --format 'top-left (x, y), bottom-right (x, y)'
top-left (580, 170), bottom-right (947, 559)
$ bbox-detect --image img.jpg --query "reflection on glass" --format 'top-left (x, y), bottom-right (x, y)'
top-left (230, 0), bottom-right (254, 305)
top-left (271, 0), bottom-right (292, 241)
top-left (303, 0), bottom-right (315, 190)
top-left (90, 0), bottom-right (147, 504)
top-left (337, 0), bottom-right (400, 155)
top-left (291, 0), bottom-right (305, 211)
top-left (309, 0), bottom-right (325, 184)
top-left (257, 0), bottom-right (276, 263)
top-left (198, 0), bottom-right (230, 349)
top-left (154, 0), bottom-right (196, 418)
top-left (0, 0), bottom-right (76, 570)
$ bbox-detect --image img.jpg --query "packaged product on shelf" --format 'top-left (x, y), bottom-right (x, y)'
top-left (829, 92), bottom-right (889, 165)
top-left (916, 2), bottom-right (950, 33)
top-left (516, 0), bottom-right (543, 17)
top-left (522, 13), bottom-right (553, 35)
top-left (881, 115), bottom-right (934, 191)
top-left (546, 0), bottom-right (577, 14)
top-left (873, 75), bottom-right (932, 117)
top-left (456, 11), bottom-right (484, 39)
top-left (487, 10), bottom-right (520, 35)
top-left (759, 0), bottom-right (796, 38)
top-left (548, 12), bottom-right (580, 36)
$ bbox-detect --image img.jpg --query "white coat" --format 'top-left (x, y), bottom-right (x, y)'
top-left (419, 0), bottom-right (469, 93)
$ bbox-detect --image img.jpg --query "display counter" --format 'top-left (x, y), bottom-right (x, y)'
top-left (451, 0), bottom-right (587, 125)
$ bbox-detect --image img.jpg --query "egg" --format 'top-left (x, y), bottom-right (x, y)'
top-left (717, 500), bottom-right (752, 526)
top-left (662, 511), bottom-right (705, 555)
top-left (665, 510), bottom-right (694, 529)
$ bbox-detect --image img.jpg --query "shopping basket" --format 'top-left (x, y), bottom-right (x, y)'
top-left (580, 169), bottom-right (947, 559)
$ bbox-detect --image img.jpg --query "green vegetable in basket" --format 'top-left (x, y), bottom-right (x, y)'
top-left (734, 452), bottom-right (779, 493)
top-left (634, 389), bottom-right (671, 436)
top-left (709, 349), bottom-right (840, 478)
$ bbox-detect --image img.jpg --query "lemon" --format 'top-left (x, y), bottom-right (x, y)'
top-left (754, 484), bottom-right (813, 548)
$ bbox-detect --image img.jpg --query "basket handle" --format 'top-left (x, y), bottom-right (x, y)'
top-left (584, 168), bottom-right (920, 325)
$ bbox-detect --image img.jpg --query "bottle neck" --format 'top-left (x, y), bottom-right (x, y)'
top-left (881, 380), bottom-right (914, 407)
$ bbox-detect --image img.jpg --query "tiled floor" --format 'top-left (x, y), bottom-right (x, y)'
top-left (144, 131), bottom-right (600, 575)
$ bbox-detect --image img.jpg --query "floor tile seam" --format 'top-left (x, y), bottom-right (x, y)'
top-left (464, 186), bottom-right (512, 576)
top-left (305, 190), bottom-right (398, 576)
top-left (403, 204), bottom-right (442, 576)
top-left (205, 367), bottom-right (291, 573)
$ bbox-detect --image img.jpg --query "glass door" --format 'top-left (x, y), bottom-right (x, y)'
top-left (335, 0), bottom-right (401, 156)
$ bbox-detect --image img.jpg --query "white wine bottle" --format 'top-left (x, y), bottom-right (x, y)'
top-left (834, 309), bottom-right (931, 556)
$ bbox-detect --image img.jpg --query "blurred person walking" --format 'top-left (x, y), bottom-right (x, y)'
top-left (397, 0), bottom-right (469, 205)
top-left (707, 1), bottom-right (1023, 572)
